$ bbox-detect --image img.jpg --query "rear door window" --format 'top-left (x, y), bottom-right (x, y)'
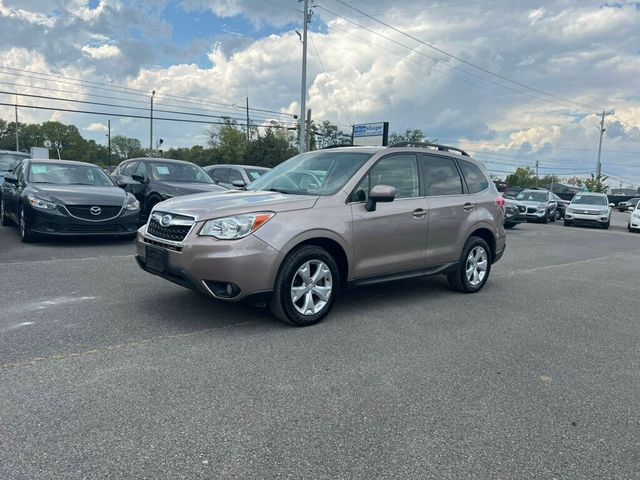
top-left (211, 167), bottom-right (229, 183)
top-left (420, 155), bottom-right (463, 196)
top-left (458, 160), bottom-right (489, 194)
top-left (228, 168), bottom-right (244, 184)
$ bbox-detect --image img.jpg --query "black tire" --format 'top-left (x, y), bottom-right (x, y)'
top-left (602, 220), bottom-right (610, 230)
top-left (145, 195), bottom-right (162, 215)
top-left (550, 210), bottom-right (556, 223)
top-left (269, 245), bottom-right (340, 327)
top-left (447, 236), bottom-right (492, 294)
top-left (541, 211), bottom-right (549, 224)
top-left (564, 220), bottom-right (572, 227)
top-left (19, 206), bottom-right (34, 243)
top-left (504, 222), bottom-right (515, 229)
top-left (628, 223), bottom-right (632, 232)
top-left (0, 197), bottom-right (12, 226)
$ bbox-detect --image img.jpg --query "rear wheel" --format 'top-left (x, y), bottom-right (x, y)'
top-left (0, 198), bottom-right (12, 226)
top-left (269, 246), bottom-right (339, 326)
top-left (447, 236), bottom-right (491, 294)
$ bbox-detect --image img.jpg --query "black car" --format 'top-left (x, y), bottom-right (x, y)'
top-left (0, 159), bottom-right (140, 242)
top-left (111, 158), bottom-right (226, 216)
top-left (0, 150), bottom-right (31, 186)
top-left (504, 197), bottom-right (527, 228)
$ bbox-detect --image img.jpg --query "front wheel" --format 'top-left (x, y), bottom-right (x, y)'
top-left (269, 246), bottom-right (339, 326)
top-left (541, 211), bottom-right (549, 224)
top-left (19, 206), bottom-right (34, 243)
top-left (504, 221), bottom-right (515, 229)
top-left (602, 220), bottom-right (610, 230)
top-left (0, 198), bottom-right (12, 226)
top-left (447, 236), bottom-right (492, 294)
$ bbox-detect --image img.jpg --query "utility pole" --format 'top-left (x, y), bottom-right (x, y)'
top-left (14, 91), bottom-right (19, 151)
top-left (305, 108), bottom-right (312, 151)
top-left (150, 90), bottom-right (156, 155)
top-left (535, 160), bottom-right (539, 187)
top-left (107, 119), bottom-right (111, 169)
top-left (596, 109), bottom-right (606, 178)
top-left (245, 96), bottom-right (250, 142)
top-left (298, 0), bottom-right (311, 153)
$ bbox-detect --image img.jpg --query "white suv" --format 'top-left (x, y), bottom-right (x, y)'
top-left (629, 201), bottom-right (640, 233)
top-left (564, 192), bottom-right (612, 229)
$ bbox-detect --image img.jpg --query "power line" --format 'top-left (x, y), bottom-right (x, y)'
top-left (330, 0), bottom-right (604, 112)
top-left (0, 102), bottom-right (296, 129)
top-left (1, 90), bottom-right (298, 126)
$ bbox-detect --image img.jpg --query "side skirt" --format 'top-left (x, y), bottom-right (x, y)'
top-left (347, 262), bottom-right (458, 288)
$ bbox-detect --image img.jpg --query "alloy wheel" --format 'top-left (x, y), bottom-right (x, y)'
top-left (465, 246), bottom-right (488, 287)
top-left (290, 260), bottom-right (333, 315)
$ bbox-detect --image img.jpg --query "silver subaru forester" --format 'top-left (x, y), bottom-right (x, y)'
top-left (136, 143), bottom-right (507, 326)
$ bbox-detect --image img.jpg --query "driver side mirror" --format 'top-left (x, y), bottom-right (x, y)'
top-left (608, 203), bottom-right (615, 207)
top-left (365, 185), bottom-right (396, 212)
top-left (232, 179), bottom-right (246, 189)
top-left (131, 173), bottom-right (147, 183)
top-left (3, 174), bottom-right (17, 185)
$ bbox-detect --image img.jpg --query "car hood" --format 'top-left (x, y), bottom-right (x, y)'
top-left (569, 203), bottom-right (609, 210)
top-left (159, 181), bottom-right (226, 195)
top-left (155, 190), bottom-right (319, 220)
top-left (516, 199), bottom-right (548, 207)
top-left (29, 184), bottom-right (127, 206)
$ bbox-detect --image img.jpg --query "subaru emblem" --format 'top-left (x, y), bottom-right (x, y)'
top-left (160, 214), bottom-right (172, 227)
top-left (90, 206), bottom-right (101, 216)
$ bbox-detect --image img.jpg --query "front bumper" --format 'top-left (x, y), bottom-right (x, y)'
top-left (135, 225), bottom-right (280, 302)
top-left (565, 211), bottom-right (609, 224)
top-left (504, 210), bottom-right (526, 224)
top-left (525, 207), bottom-right (548, 220)
top-left (25, 205), bottom-right (140, 236)
top-left (629, 216), bottom-right (640, 230)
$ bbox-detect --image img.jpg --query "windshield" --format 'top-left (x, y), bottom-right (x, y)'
top-left (28, 163), bottom-right (115, 186)
top-left (149, 162), bottom-right (213, 183)
top-left (247, 151), bottom-right (373, 195)
top-left (0, 153), bottom-right (29, 171)
top-left (244, 167), bottom-right (268, 181)
top-left (571, 194), bottom-right (607, 206)
top-left (516, 191), bottom-right (548, 202)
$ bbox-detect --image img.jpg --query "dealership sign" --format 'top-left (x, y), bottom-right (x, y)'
top-left (352, 122), bottom-right (389, 146)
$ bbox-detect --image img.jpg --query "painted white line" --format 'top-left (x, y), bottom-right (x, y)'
top-left (0, 254), bottom-right (135, 266)
top-left (0, 322), bottom-right (34, 333)
top-left (7, 296), bottom-right (98, 314)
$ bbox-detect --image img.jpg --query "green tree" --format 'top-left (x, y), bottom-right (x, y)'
top-left (505, 167), bottom-right (537, 188)
top-left (207, 118), bottom-right (246, 164)
top-left (111, 135), bottom-right (143, 161)
top-left (244, 122), bottom-right (298, 167)
top-left (312, 120), bottom-right (351, 149)
top-left (584, 173), bottom-right (609, 193)
top-left (388, 129), bottom-right (428, 145)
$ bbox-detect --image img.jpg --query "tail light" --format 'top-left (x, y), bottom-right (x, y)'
top-left (495, 195), bottom-right (506, 212)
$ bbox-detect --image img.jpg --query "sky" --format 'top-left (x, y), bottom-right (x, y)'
top-left (0, 0), bottom-right (639, 187)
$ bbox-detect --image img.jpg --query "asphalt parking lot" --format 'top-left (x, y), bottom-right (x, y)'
top-left (1, 212), bottom-right (639, 479)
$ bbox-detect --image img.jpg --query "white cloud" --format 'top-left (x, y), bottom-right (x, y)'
top-left (81, 44), bottom-right (121, 59)
top-left (85, 122), bottom-right (108, 133)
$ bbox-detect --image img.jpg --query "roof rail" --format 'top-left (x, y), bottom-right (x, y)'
top-left (321, 143), bottom-right (359, 149)
top-left (388, 141), bottom-right (470, 157)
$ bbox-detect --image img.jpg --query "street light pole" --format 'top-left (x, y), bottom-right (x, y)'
top-left (14, 91), bottom-right (19, 151)
top-left (150, 90), bottom-right (156, 155)
top-left (107, 119), bottom-right (111, 169)
top-left (298, 0), bottom-right (310, 153)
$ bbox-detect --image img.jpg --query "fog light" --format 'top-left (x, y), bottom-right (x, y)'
top-left (203, 280), bottom-right (241, 298)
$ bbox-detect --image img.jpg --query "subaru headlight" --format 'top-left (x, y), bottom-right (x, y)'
top-left (123, 195), bottom-right (140, 211)
top-left (27, 195), bottom-right (57, 210)
top-left (199, 212), bottom-right (274, 239)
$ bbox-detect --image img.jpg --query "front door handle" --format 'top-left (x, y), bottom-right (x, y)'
top-left (463, 202), bottom-right (475, 211)
top-left (412, 208), bottom-right (427, 218)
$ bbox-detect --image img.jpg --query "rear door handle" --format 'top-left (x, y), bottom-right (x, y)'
top-left (412, 208), bottom-right (427, 218)
top-left (463, 202), bottom-right (475, 211)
